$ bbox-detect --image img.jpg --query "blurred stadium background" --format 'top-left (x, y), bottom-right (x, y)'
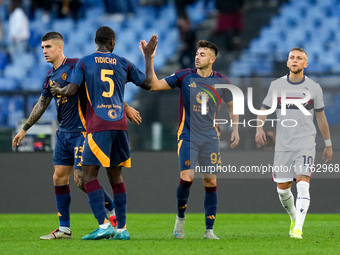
top-left (0, 0), bottom-right (339, 214)
top-left (0, 0), bottom-right (339, 152)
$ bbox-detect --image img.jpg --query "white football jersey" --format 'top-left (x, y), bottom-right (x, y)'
top-left (262, 75), bottom-right (324, 151)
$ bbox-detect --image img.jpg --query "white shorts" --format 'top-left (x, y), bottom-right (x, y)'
top-left (272, 147), bottom-right (315, 183)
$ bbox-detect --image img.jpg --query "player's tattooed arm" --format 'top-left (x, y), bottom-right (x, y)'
top-left (26, 95), bottom-right (52, 126)
top-left (12, 95), bottom-right (52, 147)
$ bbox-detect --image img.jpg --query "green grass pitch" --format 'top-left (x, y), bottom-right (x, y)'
top-left (1, 213), bottom-right (340, 255)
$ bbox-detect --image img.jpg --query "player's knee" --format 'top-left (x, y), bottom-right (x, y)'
top-left (296, 176), bottom-right (310, 183)
top-left (53, 172), bottom-right (68, 185)
top-left (277, 182), bottom-right (291, 190)
top-left (180, 170), bottom-right (194, 182)
top-left (203, 178), bottom-right (216, 187)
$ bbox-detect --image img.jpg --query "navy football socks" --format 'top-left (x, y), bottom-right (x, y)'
top-left (112, 183), bottom-right (127, 229)
top-left (85, 180), bottom-right (108, 225)
top-left (55, 185), bottom-right (71, 227)
top-left (204, 186), bottom-right (217, 230)
top-left (177, 179), bottom-right (193, 218)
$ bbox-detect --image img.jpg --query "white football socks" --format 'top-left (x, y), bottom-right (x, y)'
top-left (99, 222), bottom-right (110, 229)
top-left (294, 181), bottom-right (310, 231)
top-left (59, 226), bottom-right (71, 233)
top-left (277, 187), bottom-right (296, 221)
top-left (108, 208), bottom-right (116, 216)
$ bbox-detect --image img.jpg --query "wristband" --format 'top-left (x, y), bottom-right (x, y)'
top-left (23, 123), bottom-right (32, 131)
top-left (325, 139), bottom-right (332, 147)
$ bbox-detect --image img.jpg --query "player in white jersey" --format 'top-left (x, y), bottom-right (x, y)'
top-left (255, 47), bottom-right (333, 239)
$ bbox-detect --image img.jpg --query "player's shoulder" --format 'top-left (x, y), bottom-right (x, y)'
top-left (304, 75), bottom-right (320, 87)
top-left (173, 68), bottom-right (194, 77)
top-left (213, 70), bottom-right (231, 84)
top-left (272, 74), bottom-right (288, 84)
top-left (65, 58), bottom-right (79, 64)
top-left (46, 67), bottom-right (53, 75)
top-left (64, 58), bottom-right (79, 68)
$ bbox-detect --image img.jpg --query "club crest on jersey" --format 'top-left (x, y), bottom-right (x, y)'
top-left (185, 160), bottom-right (191, 166)
top-left (61, 73), bottom-right (68, 80)
top-left (108, 109), bottom-right (117, 119)
top-left (195, 82), bottom-right (221, 106)
top-left (196, 91), bottom-right (209, 104)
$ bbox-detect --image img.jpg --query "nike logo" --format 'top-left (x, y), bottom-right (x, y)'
top-left (98, 229), bottom-right (110, 236)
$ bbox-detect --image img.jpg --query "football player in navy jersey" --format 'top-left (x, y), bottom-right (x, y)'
top-left (139, 39), bottom-right (240, 239)
top-left (51, 26), bottom-right (158, 240)
top-left (255, 47), bottom-right (333, 239)
top-left (12, 31), bottom-right (141, 240)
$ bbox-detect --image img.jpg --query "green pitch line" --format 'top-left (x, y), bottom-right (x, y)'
top-left (0, 214), bottom-right (340, 255)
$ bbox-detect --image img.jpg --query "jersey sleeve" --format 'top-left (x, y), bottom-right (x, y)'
top-left (220, 78), bottom-right (233, 103)
top-left (41, 72), bottom-right (53, 98)
top-left (314, 83), bottom-right (325, 111)
top-left (164, 72), bottom-right (181, 89)
top-left (262, 82), bottom-right (274, 109)
top-left (221, 88), bottom-right (233, 103)
top-left (125, 58), bottom-right (147, 86)
top-left (67, 57), bottom-right (84, 87)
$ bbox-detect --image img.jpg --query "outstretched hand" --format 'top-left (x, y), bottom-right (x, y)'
top-left (50, 81), bottom-right (62, 96)
top-left (139, 34), bottom-right (158, 58)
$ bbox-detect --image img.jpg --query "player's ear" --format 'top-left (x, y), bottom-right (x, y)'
top-left (304, 61), bottom-right (308, 68)
top-left (111, 38), bottom-right (115, 46)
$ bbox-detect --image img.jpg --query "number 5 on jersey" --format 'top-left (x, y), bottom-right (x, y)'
top-left (101, 69), bottom-right (114, 97)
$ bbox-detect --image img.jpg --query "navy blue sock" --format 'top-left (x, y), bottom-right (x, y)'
top-left (112, 183), bottom-right (127, 229)
top-left (177, 179), bottom-right (192, 218)
top-left (85, 180), bottom-right (108, 225)
top-left (55, 185), bottom-right (71, 227)
top-left (204, 186), bottom-right (217, 230)
top-left (102, 186), bottom-right (114, 211)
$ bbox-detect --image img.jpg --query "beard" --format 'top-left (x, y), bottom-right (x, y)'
top-left (289, 66), bottom-right (303, 74)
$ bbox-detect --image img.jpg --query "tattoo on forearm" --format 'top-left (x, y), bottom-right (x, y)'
top-left (27, 96), bottom-right (52, 126)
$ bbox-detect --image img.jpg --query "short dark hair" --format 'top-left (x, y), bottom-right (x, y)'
top-left (41, 31), bottom-right (64, 42)
top-left (196, 40), bottom-right (218, 57)
top-left (95, 26), bottom-right (115, 45)
top-left (290, 47), bottom-right (307, 57)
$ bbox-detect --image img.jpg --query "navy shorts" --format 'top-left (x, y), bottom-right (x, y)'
top-left (82, 130), bottom-right (131, 168)
top-left (177, 139), bottom-right (221, 172)
top-left (53, 130), bottom-right (85, 170)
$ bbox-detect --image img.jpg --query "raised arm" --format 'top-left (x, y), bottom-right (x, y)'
top-left (139, 36), bottom-right (171, 91)
top-left (12, 95), bottom-right (52, 147)
top-left (226, 100), bottom-right (240, 149)
top-left (316, 110), bottom-right (332, 162)
top-left (255, 107), bottom-right (268, 146)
